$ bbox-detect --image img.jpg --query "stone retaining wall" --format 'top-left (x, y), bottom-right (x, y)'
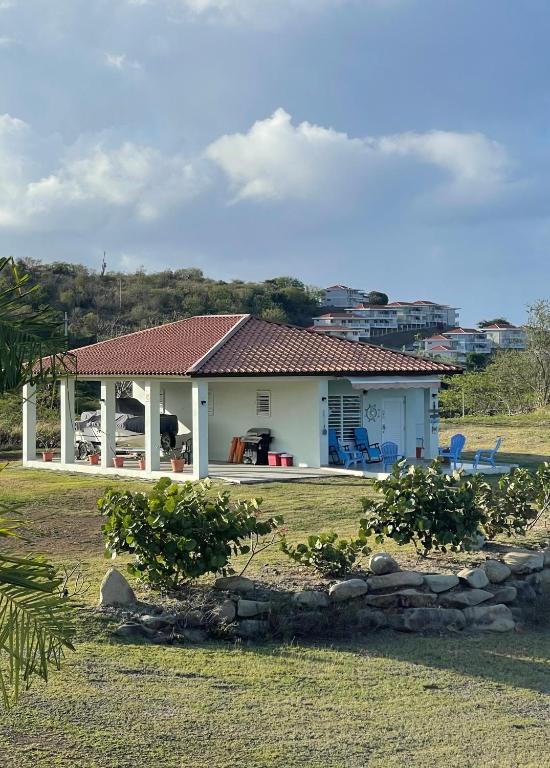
top-left (102, 547), bottom-right (550, 643)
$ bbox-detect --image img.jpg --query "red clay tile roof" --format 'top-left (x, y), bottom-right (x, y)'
top-left (60, 314), bottom-right (461, 378)
top-left (62, 314), bottom-right (246, 376)
top-left (195, 316), bottom-right (460, 376)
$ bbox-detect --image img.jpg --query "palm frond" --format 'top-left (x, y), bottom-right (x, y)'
top-left (0, 256), bottom-right (74, 395)
top-left (0, 553), bottom-right (75, 706)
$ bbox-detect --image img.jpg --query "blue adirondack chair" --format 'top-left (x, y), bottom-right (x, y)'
top-left (438, 433), bottom-right (466, 470)
top-left (328, 429), bottom-right (365, 469)
top-left (380, 441), bottom-right (402, 472)
top-left (472, 436), bottom-right (503, 469)
top-left (353, 427), bottom-right (382, 463)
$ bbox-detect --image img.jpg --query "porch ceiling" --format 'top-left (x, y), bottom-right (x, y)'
top-left (347, 376), bottom-right (441, 390)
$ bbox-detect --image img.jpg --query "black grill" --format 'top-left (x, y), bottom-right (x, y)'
top-left (240, 427), bottom-right (273, 465)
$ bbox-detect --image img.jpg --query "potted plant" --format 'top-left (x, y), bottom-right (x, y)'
top-left (169, 450), bottom-right (185, 473)
top-left (38, 435), bottom-right (57, 462)
top-left (87, 449), bottom-right (100, 465)
top-left (112, 455), bottom-right (125, 469)
top-left (137, 454), bottom-right (146, 471)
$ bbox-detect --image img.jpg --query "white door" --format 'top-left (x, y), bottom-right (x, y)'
top-left (382, 398), bottom-right (405, 453)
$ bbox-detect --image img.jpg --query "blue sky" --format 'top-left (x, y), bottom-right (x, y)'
top-left (0, 0), bottom-right (546, 324)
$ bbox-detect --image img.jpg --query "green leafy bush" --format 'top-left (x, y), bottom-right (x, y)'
top-left (480, 463), bottom-right (550, 539)
top-left (280, 531), bottom-right (370, 576)
top-left (99, 478), bottom-right (283, 588)
top-left (359, 460), bottom-right (487, 556)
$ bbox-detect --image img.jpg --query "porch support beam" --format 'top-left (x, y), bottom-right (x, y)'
top-left (144, 380), bottom-right (161, 472)
top-left (60, 377), bottom-right (75, 464)
top-left (100, 380), bottom-right (116, 469)
top-left (191, 380), bottom-right (209, 480)
top-left (22, 383), bottom-right (37, 464)
top-left (318, 380), bottom-right (329, 467)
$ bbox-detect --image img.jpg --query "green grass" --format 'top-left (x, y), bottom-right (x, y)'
top-left (1, 452), bottom-right (550, 767)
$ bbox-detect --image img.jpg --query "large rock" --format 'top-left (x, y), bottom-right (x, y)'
top-left (140, 614), bottom-right (176, 631)
top-left (113, 622), bottom-right (152, 640)
top-left (463, 603), bottom-right (515, 632)
top-left (213, 599), bottom-right (237, 623)
top-left (485, 585), bottom-right (518, 604)
top-left (509, 579), bottom-right (538, 603)
top-left (457, 567), bottom-right (489, 589)
top-left (439, 589), bottom-right (493, 608)
top-left (368, 571), bottom-right (424, 591)
top-left (463, 532), bottom-right (486, 552)
top-left (355, 608), bottom-right (388, 630)
top-left (538, 569), bottom-right (550, 593)
top-left (214, 575), bottom-right (255, 594)
top-left (365, 590), bottom-right (437, 609)
top-left (389, 607), bottom-right (466, 633)
top-left (543, 548), bottom-right (550, 567)
top-left (502, 551), bottom-right (544, 575)
top-left (99, 568), bottom-right (136, 607)
top-left (424, 574), bottom-right (460, 594)
top-left (483, 560), bottom-right (512, 584)
top-left (329, 579), bottom-right (369, 602)
top-left (237, 599), bottom-right (270, 618)
top-left (369, 552), bottom-right (400, 575)
top-left (237, 619), bottom-right (269, 639)
top-left (292, 590), bottom-right (330, 610)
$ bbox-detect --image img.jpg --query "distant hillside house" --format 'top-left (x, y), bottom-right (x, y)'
top-left (418, 328), bottom-right (493, 363)
top-left (481, 324), bottom-right (527, 351)
top-left (322, 285), bottom-right (369, 308)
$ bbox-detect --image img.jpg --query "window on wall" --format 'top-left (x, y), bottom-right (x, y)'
top-left (208, 391), bottom-right (214, 416)
top-left (256, 390), bottom-right (271, 417)
top-left (328, 394), bottom-right (362, 442)
top-left (160, 388), bottom-right (166, 414)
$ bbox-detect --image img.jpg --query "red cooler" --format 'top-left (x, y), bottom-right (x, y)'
top-left (280, 454), bottom-right (294, 467)
top-left (268, 452), bottom-right (282, 466)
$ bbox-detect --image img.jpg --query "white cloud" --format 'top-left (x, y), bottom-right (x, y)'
top-left (0, 35), bottom-right (16, 46)
top-left (206, 108), bottom-right (512, 205)
top-left (0, 116), bottom-right (204, 229)
top-left (104, 52), bottom-right (141, 71)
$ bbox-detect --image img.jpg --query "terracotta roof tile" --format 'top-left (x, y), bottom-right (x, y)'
top-left (196, 316), bottom-right (460, 376)
top-left (59, 314), bottom-right (460, 378)
top-left (62, 314), bottom-right (246, 376)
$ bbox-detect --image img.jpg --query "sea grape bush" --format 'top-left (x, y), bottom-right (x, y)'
top-left (99, 477), bottom-right (282, 588)
top-left (280, 531), bottom-right (370, 576)
top-left (479, 463), bottom-right (550, 539)
top-left (359, 461), bottom-right (487, 556)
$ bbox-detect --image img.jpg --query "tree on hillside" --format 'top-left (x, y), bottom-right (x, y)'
top-left (526, 299), bottom-right (550, 408)
top-left (365, 291), bottom-right (389, 306)
top-left (478, 317), bottom-right (511, 327)
top-left (0, 257), bottom-right (74, 707)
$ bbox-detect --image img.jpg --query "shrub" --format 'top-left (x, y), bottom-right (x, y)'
top-left (359, 460), bottom-right (487, 556)
top-left (280, 531), bottom-right (370, 576)
top-left (480, 463), bottom-right (550, 539)
top-left (99, 478), bottom-right (283, 588)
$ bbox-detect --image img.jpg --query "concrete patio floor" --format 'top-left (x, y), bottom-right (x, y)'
top-left (23, 456), bottom-right (517, 484)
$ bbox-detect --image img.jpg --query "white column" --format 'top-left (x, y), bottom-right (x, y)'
top-left (22, 383), bottom-right (37, 464)
top-left (60, 378), bottom-right (75, 465)
top-left (100, 380), bottom-right (116, 468)
top-left (144, 380), bottom-right (161, 472)
top-left (192, 380), bottom-right (209, 480)
top-left (424, 386), bottom-right (440, 459)
top-left (317, 380), bottom-right (329, 467)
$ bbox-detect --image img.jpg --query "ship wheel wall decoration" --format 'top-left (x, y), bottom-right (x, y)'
top-left (365, 404), bottom-right (379, 422)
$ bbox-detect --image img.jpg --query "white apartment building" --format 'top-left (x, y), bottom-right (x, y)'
top-left (311, 313), bottom-right (375, 340)
top-left (322, 285), bottom-right (369, 307)
top-left (419, 328), bottom-right (493, 363)
top-left (481, 324), bottom-right (527, 350)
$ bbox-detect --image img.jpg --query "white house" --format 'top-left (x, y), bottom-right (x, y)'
top-left (22, 314), bottom-right (459, 482)
top-left (480, 324), bottom-right (527, 350)
top-left (419, 327), bottom-right (493, 363)
top-left (322, 285), bottom-right (369, 308)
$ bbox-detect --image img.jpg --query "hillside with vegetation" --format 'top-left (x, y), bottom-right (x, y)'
top-left (4, 259), bottom-right (322, 347)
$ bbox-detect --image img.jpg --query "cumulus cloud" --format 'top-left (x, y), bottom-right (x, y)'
top-left (0, 115), bottom-right (204, 229)
top-left (0, 107), bottom-right (515, 232)
top-left (206, 108), bottom-right (512, 205)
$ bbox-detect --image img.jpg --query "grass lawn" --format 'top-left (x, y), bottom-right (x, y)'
top-left (1, 446), bottom-right (550, 766)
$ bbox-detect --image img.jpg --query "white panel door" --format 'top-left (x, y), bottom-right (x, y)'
top-left (382, 398), bottom-right (405, 453)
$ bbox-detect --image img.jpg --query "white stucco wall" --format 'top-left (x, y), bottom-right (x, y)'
top-left (207, 378), bottom-right (327, 467)
top-left (133, 377), bottom-right (329, 467)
